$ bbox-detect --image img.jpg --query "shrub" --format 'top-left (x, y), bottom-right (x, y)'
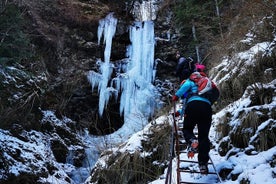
top-left (0, 3), bottom-right (33, 65)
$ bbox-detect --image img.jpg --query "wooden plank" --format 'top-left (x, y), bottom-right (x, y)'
top-left (180, 182), bottom-right (216, 184)
top-left (179, 160), bottom-right (212, 165)
top-left (178, 168), bottom-right (217, 175)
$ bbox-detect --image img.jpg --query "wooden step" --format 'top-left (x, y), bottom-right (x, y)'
top-left (179, 159), bottom-right (212, 165)
top-left (180, 181), bottom-right (217, 184)
top-left (178, 168), bottom-right (217, 175)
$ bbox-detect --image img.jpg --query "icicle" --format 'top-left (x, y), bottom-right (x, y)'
top-left (110, 78), bottom-right (121, 100)
top-left (103, 13), bottom-right (117, 63)
top-left (97, 19), bottom-right (105, 45)
top-left (141, 21), bottom-right (155, 82)
top-left (87, 71), bottom-right (102, 92)
top-left (88, 12), bottom-right (117, 116)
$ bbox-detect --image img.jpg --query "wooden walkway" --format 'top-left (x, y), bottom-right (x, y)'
top-left (175, 121), bottom-right (222, 184)
top-left (165, 110), bottom-right (222, 184)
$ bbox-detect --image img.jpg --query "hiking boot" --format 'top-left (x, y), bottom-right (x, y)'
top-left (199, 164), bottom-right (208, 175)
top-left (187, 147), bottom-right (195, 158)
top-left (190, 139), bottom-right (199, 149)
top-left (187, 139), bottom-right (198, 158)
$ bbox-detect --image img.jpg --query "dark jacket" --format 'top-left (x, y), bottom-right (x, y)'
top-left (175, 57), bottom-right (195, 81)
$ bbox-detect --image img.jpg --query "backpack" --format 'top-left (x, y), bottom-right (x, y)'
top-left (189, 72), bottom-right (220, 105)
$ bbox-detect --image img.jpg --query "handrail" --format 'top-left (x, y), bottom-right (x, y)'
top-left (164, 114), bottom-right (175, 184)
top-left (165, 84), bottom-right (182, 184)
top-left (173, 100), bottom-right (181, 184)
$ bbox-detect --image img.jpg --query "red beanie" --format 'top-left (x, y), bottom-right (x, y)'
top-left (196, 63), bottom-right (206, 72)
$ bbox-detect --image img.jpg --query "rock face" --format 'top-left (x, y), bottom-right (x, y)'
top-left (0, 0), bottom-right (180, 183)
top-left (0, 0), bottom-right (178, 134)
top-left (24, 0), bottom-right (126, 134)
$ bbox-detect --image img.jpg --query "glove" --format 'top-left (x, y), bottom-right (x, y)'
top-left (174, 111), bottom-right (180, 117)
top-left (172, 95), bottom-right (179, 102)
top-left (171, 111), bottom-right (180, 117)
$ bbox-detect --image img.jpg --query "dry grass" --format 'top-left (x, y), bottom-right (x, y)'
top-left (206, 0), bottom-right (276, 110)
top-left (215, 111), bottom-right (231, 140)
top-left (217, 87), bottom-right (276, 154)
top-left (207, 0), bottom-right (276, 70)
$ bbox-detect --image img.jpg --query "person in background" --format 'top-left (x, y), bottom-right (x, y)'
top-left (175, 51), bottom-right (195, 82)
top-left (172, 63), bottom-right (211, 175)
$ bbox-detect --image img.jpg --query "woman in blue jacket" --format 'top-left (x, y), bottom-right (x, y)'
top-left (172, 74), bottom-right (212, 174)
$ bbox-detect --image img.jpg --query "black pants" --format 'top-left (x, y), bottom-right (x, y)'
top-left (183, 100), bottom-right (212, 164)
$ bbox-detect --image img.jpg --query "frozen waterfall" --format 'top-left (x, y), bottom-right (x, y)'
top-left (87, 12), bottom-right (160, 138)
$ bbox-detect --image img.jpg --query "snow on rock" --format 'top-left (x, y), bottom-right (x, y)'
top-left (84, 115), bottom-right (171, 184)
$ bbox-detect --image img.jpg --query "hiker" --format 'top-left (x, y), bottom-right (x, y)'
top-left (172, 71), bottom-right (213, 175)
top-left (175, 51), bottom-right (195, 81)
top-left (172, 63), bottom-right (207, 118)
top-left (173, 63), bottom-right (208, 118)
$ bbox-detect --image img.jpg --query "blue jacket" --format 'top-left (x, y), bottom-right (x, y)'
top-left (175, 79), bottom-right (211, 105)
